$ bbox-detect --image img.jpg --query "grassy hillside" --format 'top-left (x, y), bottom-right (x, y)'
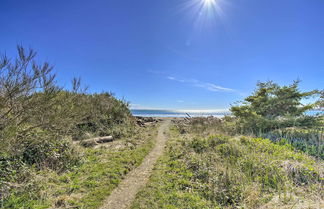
top-left (131, 125), bottom-right (323, 209)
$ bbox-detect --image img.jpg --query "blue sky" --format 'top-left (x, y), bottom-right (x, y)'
top-left (1, 0), bottom-right (323, 110)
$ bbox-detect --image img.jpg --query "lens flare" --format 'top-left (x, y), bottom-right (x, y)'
top-left (203, 0), bottom-right (216, 6)
top-left (177, 0), bottom-right (225, 31)
top-left (199, 0), bottom-right (223, 19)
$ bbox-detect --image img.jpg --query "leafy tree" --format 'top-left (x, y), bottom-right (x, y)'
top-left (230, 80), bottom-right (321, 134)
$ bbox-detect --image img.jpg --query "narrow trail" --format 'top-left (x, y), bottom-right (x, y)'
top-left (99, 119), bottom-right (171, 209)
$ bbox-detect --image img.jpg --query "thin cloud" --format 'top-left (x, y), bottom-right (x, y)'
top-left (167, 76), bottom-right (186, 83)
top-left (167, 76), bottom-right (234, 92)
top-left (194, 82), bottom-right (234, 92)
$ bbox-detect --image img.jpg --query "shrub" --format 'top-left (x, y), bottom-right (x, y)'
top-left (0, 46), bottom-right (135, 206)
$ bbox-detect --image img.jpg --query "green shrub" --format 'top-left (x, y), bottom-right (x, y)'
top-left (0, 46), bottom-right (136, 207)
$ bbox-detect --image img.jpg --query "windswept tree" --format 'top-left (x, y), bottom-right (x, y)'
top-left (230, 80), bottom-right (321, 134)
top-left (316, 90), bottom-right (324, 111)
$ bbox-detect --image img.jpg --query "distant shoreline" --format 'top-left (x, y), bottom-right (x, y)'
top-left (131, 109), bottom-right (230, 118)
top-left (131, 109), bottom-right (322, 118)
top-left (133, 114), bottom-right (226, 118)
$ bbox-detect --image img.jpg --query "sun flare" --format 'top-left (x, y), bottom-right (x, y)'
top-left (194, 0), bottom-right (224, 28)
top-left (201, 0), bottom-right (219, 12)
top-left (178, 0), bottom-right (224, 27)
top-left (203, 0), bottom-right (216, 6)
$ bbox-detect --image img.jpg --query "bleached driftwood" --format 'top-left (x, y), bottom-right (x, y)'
top-left (80, 136), bottom-right (114, 147)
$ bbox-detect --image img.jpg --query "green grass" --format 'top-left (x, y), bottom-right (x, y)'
top-left (261, 128), bottom-right (324, 160)
top-left (131, 126), bottom-right (323, 209)
top-left (3, 125), bottom-right (158, 209)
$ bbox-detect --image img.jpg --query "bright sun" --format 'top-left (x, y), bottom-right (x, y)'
top-left (178, 0), bottom-right (224, 29)
top-left (203, 0), bottom-right (216, 6)
top-left (201, 0), bottom-right (219, 13)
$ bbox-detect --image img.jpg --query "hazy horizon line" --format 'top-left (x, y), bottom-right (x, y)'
top-left (130, 108), bottom-right (231, 113)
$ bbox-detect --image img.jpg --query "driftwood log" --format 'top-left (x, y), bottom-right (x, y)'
top-left (80, 136), bottom-right (114, 147)
top-left (135, 116), bottom-right (159, 127)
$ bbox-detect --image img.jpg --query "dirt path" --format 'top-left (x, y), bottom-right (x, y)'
top-left (99, 120), bottom-right (171, 209)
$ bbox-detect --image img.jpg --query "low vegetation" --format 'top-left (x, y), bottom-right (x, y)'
top-left (4, 123), bottom-right (158, 208)
top-left (131, 126), bottom-right (323, 209)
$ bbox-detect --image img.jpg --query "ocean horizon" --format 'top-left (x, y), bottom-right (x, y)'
top-left (131, 109), bottom-right (231, 118)
top-left (131, 109), bottom-right (323, 118)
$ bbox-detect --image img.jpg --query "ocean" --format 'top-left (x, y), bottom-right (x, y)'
top-left (131, 109), bottom-right (323, 118)
top-left (131, 109), bottom-right (231, 118)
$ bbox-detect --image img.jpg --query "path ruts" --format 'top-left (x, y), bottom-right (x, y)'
top-left (99, 120), bottom-right (171, 209)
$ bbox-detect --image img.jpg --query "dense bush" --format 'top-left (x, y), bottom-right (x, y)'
top-left (69, 92), bottom-right (134, 140)
top-left (0, 46), bottom-right (135, 204)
